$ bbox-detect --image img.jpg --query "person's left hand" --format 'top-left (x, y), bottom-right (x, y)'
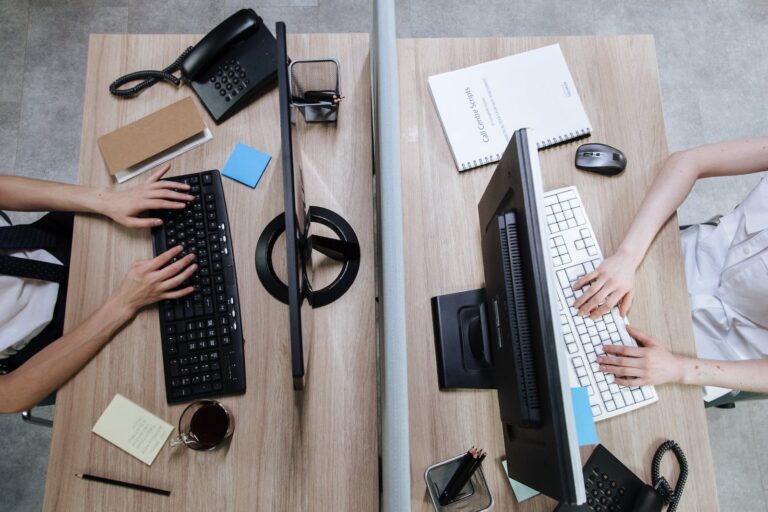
top-left (596, 325), bottom-right (684, 386)
top-left (102, 163), bottom-right (194, 228)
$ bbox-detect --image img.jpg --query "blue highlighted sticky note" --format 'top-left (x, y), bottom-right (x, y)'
top-left (572, 386), bottom-right (599, 446)
top-left (502, 460), bottom-right (540, 502)
top-left (221, 143), bottom-right (271, 188)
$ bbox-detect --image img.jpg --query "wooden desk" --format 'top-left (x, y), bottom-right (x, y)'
top-left (43, 33), bottom-right (377, 512)
top-left (398, 36), bottom-right (718, 511)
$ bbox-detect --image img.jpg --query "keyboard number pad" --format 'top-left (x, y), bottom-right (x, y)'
top-left (544, 189), bottom-right (586, 234)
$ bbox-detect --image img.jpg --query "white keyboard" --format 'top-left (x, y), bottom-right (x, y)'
top-left (543, 186), bottom-right (658, 422)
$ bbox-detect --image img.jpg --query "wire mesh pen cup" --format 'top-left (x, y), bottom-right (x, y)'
top-left (288, 58), bottom-right (341, 123)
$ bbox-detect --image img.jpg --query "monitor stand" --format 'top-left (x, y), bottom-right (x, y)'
top-left (431, 288), bottom-right (496, 389)
top-left (255, 205), bottom-right (360, 307)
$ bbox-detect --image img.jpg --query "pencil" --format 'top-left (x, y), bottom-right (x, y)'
top-left (438, 448), bottom-right (481, 505)
top-left (76, 473), bottom-right (170, 497)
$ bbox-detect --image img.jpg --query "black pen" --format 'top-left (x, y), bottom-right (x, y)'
top-left (76, 473), bottom-right (170, 497)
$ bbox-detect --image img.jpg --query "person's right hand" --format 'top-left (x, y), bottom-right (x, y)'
top-left (111, 246), bottom-right (197, 315)
top-left (571, 249), bottom-right (637, 318)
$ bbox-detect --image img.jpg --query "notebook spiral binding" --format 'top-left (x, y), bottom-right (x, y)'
top-left (460, 153), bottom-right (502, 171)
top-left (536, 127), bottom-right (591, 149)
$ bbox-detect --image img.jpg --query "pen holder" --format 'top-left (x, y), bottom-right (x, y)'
top-left (425, 454), bottom-right (494, 511)
top-left (289, 58), bottom-right (341, 123)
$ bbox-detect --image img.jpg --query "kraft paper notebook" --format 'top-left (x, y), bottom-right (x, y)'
top-left (428, 44), bottom-right (592, 172)
top-left (97, 97), bottom-right (213, 183)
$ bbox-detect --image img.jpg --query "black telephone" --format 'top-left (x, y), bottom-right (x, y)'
top-left (555, 442), bottom-right (688, 512)
top-left (110, 9), bottom-right (278, 124)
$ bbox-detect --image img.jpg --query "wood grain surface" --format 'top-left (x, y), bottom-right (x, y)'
top-left (397, 35), bottom-right (718, 511)
top-left (43, 33), bottom-right (377, 512)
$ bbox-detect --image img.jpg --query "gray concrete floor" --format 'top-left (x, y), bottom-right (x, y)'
top-left (1, 1), bottom-right (767, 510)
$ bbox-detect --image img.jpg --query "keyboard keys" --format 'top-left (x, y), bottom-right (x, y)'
top-left (547, 186), bottom-right (658, 422)
top-left (154, 171), bottom-right (245, 403)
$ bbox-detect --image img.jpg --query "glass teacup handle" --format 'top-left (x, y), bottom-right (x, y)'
top-left (169, 431), bottom-right (200, 448)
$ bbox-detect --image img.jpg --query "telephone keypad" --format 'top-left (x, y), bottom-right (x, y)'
top-left (207, 59), bottom-right (249, 105)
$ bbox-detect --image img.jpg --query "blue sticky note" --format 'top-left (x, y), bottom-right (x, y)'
top-left (572, 386), bottom-right (599, 446)
top-left (501, 460), bottom-right (540, 502)
top-left (221, 143), bottom-right (271, 188)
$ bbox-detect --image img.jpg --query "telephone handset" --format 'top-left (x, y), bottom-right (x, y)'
top-left (110, 9), bottom-right (278, 124)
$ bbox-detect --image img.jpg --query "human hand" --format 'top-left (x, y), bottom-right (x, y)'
top-left (110, 246), bottom-right (197, 315)
top-left (571, 249), bottom-right (637, 319)
top-left (597, 325), bottom-right (683, 386)
top-left (102, 163), bottom-right (194, 228)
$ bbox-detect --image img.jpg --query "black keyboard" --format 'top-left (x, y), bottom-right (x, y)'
top-left (151, 170), bottom-right (246, 403)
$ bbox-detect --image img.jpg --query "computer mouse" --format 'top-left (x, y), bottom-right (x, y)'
top-left (575, 143), bottom-right (627, 176)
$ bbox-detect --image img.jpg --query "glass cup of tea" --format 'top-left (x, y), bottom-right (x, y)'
top-left (169, 399), bottom-right (234, 451)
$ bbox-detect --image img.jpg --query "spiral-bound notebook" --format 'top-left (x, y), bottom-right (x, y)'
top-left (428, 44), bottom-right (592, 172)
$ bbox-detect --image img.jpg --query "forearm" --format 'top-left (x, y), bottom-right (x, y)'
top-left (0, 296), bottom-right (135, 413)
top-left (0, 176), bottom-right (109, 214)
top-left (615, 152), bottom-right (699, 268)
top-left (678, 356), bottom-right (768, 393)
top-left (616, 137), bottom-right (768, 269)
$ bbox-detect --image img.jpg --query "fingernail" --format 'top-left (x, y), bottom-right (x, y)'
top-left (155, 219), bottom-right (163, 225)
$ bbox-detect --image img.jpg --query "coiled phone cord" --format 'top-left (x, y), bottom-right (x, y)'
top-left (109, 46), bottom-right (194, 98)
top-left (651, 440), bottom-right (688, 512)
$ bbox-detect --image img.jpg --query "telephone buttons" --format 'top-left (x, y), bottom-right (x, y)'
top-left (219, 89), bottom-right (225, 96)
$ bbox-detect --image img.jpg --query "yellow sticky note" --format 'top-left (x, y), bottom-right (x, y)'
top-left (92, 394), bottom-right (174, 466)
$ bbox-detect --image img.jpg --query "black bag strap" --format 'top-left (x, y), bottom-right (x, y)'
top-left (0, 221), bottom-right (60, 250)
top-left (0, 254), bottom-right (67, 284)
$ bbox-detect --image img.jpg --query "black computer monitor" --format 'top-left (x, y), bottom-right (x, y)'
top-left (431, 128), bottom-right (585, 503)
top-left (479, 128), bottom-right (584, 503)
top-left (256, 22), bottom-right (361, 390)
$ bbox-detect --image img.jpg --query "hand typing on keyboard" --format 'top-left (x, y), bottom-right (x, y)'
top-left (101, 163), bottom-right (195, 229)
top-left (597, 325), bottom-right (685, 387)
top-left (111, 245), bottom-right (197, 313)
top-left (571, 248), bottom-right (638, 319)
